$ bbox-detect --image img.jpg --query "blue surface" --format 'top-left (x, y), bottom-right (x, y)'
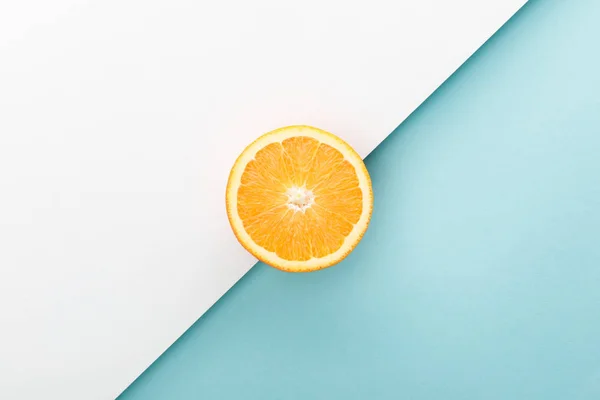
top-left (120, 0), bottom-right (600, 398)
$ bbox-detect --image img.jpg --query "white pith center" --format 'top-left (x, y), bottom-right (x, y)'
top-left (286, 186), bottom-right (314, 212)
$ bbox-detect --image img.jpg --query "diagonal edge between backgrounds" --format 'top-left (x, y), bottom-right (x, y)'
top-left (117, 1), bottom-right (531, 397)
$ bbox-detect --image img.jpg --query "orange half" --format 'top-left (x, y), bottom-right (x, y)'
top-left (226, 125), bottom-right (373, 272)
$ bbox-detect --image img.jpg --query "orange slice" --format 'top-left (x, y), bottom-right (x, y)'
top-left (226, 125), bottom-right (373, 272)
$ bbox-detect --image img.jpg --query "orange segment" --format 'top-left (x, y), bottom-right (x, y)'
top-left (280, 136), bottom-right (321, 185)
top-left (226, 125), bottom-right (373, 272)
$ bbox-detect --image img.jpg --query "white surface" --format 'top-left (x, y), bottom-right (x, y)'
top-left (0, 0), bottom-right (526, 398)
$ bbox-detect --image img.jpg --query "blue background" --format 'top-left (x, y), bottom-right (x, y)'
top-left (120, 0), bottom-right (600, 398)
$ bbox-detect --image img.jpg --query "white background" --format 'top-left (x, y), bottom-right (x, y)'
top-left (0, 1), bottom-right (525, 398)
